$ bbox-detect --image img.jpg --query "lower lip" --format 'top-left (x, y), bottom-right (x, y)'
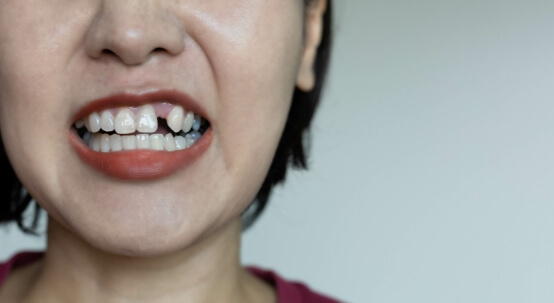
top-left (69, 129), bottom-right (213, 180)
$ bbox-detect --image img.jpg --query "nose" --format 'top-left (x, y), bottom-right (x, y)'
top-left (84, 1), bottom-right (185, 65)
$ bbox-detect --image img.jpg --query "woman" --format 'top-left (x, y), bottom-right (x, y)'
top-left (0, 0), bottom-right (336, 302)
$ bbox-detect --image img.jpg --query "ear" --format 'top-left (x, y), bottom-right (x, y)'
top-left (296, 0), bottom-right (327, 92)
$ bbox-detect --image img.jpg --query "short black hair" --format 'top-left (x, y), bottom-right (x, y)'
top-left (0, 0), bottom-right (333, 233)
top-left (243, 0), bottom-right (333, 228)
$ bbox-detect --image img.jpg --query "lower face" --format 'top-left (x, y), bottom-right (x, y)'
top-left (0, 0), bottom-right (305, 255)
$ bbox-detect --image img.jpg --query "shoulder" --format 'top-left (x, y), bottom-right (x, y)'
top-left (0, 251), bottom-right (43, 288)
top-left (2, 254), bottom-right (345, 302)
top-left (247, 266), bottom-right (343, 303)
top-left (0, 251), bottom-right (43, 301)
top-left (0, 252), bottom-right (43, 288)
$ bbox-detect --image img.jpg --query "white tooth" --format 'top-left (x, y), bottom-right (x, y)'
top-left (100, 110), bottom-right (115, 132)
top-left (100, 134), bottom-right (110, 152)
top-left (167, 106), bottom-right (184, 133)
top-left (192, 114), bottom-right (201, 131)
top-left (174, 136), bottom-right (187, 150)
top-left (136, 134), bottom-right (150, 149)
top-left (185, 133), bottom-right (200, 148)
top-left (91, 134), bottom-right (101, 152)
top-left (182, 111), bottom-right (194, 133)
top-left (164, 134), bottom-right (176, 151)
top-left (150, 134), bottom-right (164, 151)
top-left (189, 131), bottom-right (202, 139)
top-left (122, 135), bottom-right (136, 150)
top-left (115, 108), bottom-right (136, 134)
top-left (137, 105), bottom-right (157, 133)
top-left (110, 134), bottom-right (122, 152)
top-left (75, 119), bottom-right (85, 129)
top-left (88, 112), bottom-right (101, 133)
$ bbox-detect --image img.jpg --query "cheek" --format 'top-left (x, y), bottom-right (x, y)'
top-left (188, 0), bottom-right (305, 163)
top-left (0, 1), bottom-right (94, 218)
top-left (0, 1), bottom-right (91, 132)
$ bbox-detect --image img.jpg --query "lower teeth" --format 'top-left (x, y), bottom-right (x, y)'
top-left (87, 131), bottom-right (204, 152)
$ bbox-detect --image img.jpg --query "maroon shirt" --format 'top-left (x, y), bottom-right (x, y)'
top-left (0, 252), bottom-right (341, 303)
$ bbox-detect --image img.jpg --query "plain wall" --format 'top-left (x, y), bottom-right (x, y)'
top-left (3, 1), bottom-right (554, 302)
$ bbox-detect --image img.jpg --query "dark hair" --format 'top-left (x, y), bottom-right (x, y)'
top-left (0, 0), bottom-right (333, 234)
top-left (243, 1), bottom-right (333, 228)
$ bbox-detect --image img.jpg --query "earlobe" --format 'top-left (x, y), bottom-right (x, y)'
top-left (296, 0), bottom-right (327, 92)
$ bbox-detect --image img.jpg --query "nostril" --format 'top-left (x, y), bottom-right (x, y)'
top-left (101, 49), bottom-right (117, 57)
top-left (96, 47), bottom-right (171, 65)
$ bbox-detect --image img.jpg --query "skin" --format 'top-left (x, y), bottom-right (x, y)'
top-left (0, 0), bottom-right (326, 302)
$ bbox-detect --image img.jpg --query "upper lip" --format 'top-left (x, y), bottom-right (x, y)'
top-left (70, 89), bottom-right (209, 124)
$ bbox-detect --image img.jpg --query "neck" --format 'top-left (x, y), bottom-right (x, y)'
top-left (19, 217), bottom-right (271, 303)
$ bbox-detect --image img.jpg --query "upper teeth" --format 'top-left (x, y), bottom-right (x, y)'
top-left (183, 111), bottom-right (195, 133)
top-left (100, 110), bottom-right (115, 132)
top-left (136, 105), bottom-right (158, 133)
top-left (114, 108), bottom-right (136, 134)
top-left (76, 104), bottom-right (203, 135)
top-left (75, 104), bottom-right (207, 152)
top-left (85, 112), bottom-right (101, 133)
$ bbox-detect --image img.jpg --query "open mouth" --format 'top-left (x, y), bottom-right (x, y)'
top-left (73, 103), bottom-right (210, 152)
top-left (68, 91), bottom-right (213, 180)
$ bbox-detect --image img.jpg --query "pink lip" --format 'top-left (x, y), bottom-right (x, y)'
top-left (69, 90), bottom-right (212, 180)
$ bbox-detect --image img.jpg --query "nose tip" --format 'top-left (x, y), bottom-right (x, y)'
top-left (85, 3), bottom-right (185, 66)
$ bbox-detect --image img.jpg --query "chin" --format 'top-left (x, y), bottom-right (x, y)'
top-left (78, 221), bottom-right (202, 258)
top-left (53, 199), bottom-right (210, 258)
top-left (94, 234), bottom-right (190, 258)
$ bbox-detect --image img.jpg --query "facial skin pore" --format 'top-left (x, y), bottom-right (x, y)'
top-left (0, 0), bottom-right (326, 302)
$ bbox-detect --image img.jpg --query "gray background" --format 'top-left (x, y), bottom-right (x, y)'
top-left (3, 1), bottom-right (554, 302)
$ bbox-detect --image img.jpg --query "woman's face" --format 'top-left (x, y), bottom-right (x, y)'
top-left (0, 0), bottom-right (318, 255)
